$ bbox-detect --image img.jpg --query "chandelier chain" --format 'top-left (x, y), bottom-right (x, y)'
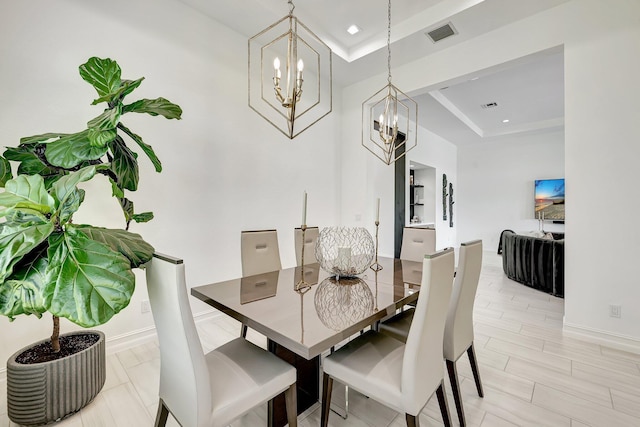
top-left (288, 0), bottom-right (295, 15)
top-left (387, 0), bottom-right (392, 84)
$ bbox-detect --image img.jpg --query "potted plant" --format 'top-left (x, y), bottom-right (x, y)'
top-left (0, 56), bottom-right (182, 425)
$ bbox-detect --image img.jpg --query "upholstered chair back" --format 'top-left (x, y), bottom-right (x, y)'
top-left (402, 248), bottom-right (454, 414)
top-left (146, 254), bottom-right (211, 427)
top-left (400, 227), bottom-right (436, 262)
top-left (443, 240), bottom-right (483, 361)
top-left (241, 230), bottom-right (282, 277)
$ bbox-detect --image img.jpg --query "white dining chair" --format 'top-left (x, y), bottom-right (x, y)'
top-left (400, 227), bottom-right (436, 262)
top-left (146, 253), bottom-right (297, 427)
top-left (240, 229), bottom-right (282, 337)
top-left (379, 240), bottom-right (484, 427)
top-left (294, 226), bottom-right (319, 266)
top-left (320, 248), bottom-right (455, 427)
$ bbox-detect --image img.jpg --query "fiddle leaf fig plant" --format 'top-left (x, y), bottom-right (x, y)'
top-left (0, 57), bottom-right (182, 352)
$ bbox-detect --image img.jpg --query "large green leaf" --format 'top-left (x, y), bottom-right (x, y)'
top-left (45, 129), bottom-right (109, 168)
top-left (92, 78), bottom-right (144, 105)
top-left (87, 104), bottom-right (121, 147)
top-left (0, 220), bottom-right (54, 282)
top-left (110, 136), bottom-right (139, 191)
top-left (119, 197), bottom-right (134, 224)
top-left (132, 212), bottom-right (154, 224)
top-left (79, 57), bottom-right (122, 100)
top-left (73, 225), bottom-right (154, 268)
top-left (122, 97), bottom-right (182, 120)
top-left (0, 157), bottom-right (12, 187)
top-left (3, 145), bottom-right (61, 178)
top-left (46, 227), bottom-right (135, 327)
top-left (58, 188), bottom-right (85, 224)
top-left (117, 123), bottom-right (162, 172)
top-left (0, 248), bottom-right (50, 319)
top-left (50, 165), bottom-right (97, 209)
top-left (0, 174), bottom-right (56, 216)
top-left (19, 133), bottom-right (66, 145)
top-left (88, 104), bottom-right (122, 131)
top-left (88, 127), bottom-right (117, 148)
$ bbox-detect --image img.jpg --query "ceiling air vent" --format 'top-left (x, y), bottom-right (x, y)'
top-left (481, 102), bottom-right (498, 109)
top-left (426, 22), bottom-right (457, 43)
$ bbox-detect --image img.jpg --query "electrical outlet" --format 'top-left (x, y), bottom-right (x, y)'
top-left (609, 304), bottom-right (621, 318)
top-left (141, 300), bottom-right (151, 314)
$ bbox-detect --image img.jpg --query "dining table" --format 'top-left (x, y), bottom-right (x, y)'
top-left (191, 256), bottom-right (423, 427)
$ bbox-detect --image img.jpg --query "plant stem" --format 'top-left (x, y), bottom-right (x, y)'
top-left (52, 315), bottom-right (61, 353)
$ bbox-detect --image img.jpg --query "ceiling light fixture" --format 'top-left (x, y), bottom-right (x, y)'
top-left (248, 0), bottom-right (332, 139)
top-left (361, 0), bottom-right (417, 165)
top-left (347, 24), bottom-right (361, 35)
top-left (502, 119), bottom-right (510, 123)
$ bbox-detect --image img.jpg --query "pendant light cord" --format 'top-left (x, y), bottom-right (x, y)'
top-left (387, 0), bottom-right (392, 84)
top-left (288, 0), bottom-right (295, 16)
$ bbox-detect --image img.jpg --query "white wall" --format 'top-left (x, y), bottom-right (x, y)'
top-left (458, 131), bottom-right (565, 251)
top-left (562, 0), bottom-right (640, 349)
top-left (0, 0), bottom-right (342, 364)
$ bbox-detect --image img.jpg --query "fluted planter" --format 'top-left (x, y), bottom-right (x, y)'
top-left (6, 330), bottom-right (106, 426)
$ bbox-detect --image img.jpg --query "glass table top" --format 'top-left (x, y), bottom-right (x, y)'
top-left (191, 257), bottom-right (423, 359)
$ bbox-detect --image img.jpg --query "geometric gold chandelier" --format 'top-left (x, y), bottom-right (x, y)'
top-left (249, 0), bottom-right (332, 139)
top-left (362, 0), bottom-right (417, 164)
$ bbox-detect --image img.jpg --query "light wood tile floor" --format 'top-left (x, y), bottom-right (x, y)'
top-left (2, 252), bottom-right (640, 426)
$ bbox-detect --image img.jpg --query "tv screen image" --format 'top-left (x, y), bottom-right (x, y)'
top-left (535, 178), bottom-right (565, 221)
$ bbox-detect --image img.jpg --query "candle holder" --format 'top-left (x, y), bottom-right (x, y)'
top-left (370, 220), bottom-right (383, 271)
top-left (295, 224), bottom-right (312, 291)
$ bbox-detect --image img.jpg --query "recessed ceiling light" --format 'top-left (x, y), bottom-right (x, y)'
top-left (502, 119), bottom-right (510, 123)
top-left (347, 25), bottom-right (361, 35)
top-left (470, 77), bottom-right (479, 81)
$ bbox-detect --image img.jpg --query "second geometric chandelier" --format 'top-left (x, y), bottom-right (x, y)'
top-left (362, 0), bottom-right (418, 165)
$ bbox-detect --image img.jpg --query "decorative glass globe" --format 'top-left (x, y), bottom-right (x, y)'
top-left (315, 227), bottom-right (375, 277)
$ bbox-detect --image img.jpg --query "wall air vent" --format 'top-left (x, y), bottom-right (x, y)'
top-left (481, 102), bottom-right (498, 109)
top-left (426, 22), bottom-right (457, 43)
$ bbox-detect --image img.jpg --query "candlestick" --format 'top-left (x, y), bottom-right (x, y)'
top-left (295, 225), bottom-right (311, 291)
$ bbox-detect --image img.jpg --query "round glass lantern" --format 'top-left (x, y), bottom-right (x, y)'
top-left (314, 277), bottom-right (375, 331)
top-left (315, 227), bottom-right (375, 277)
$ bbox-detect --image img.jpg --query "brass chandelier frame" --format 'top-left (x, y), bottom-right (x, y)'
top-left (248, 0), bottom-right (332, 139)
top-left (362, 0), bottom-right (418, 165)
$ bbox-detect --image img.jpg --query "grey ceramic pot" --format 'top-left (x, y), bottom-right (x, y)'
top-left (6, 330), bottom-right (106, 426)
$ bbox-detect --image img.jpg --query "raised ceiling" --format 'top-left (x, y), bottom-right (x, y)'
top-left (176, 0), bottom-right (568, 145)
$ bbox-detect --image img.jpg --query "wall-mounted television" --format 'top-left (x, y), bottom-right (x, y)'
top-left (534, 178), bottom-right (565, 221)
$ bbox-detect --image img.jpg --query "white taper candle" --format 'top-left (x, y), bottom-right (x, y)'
top-left (302, 191), bottom-right (307, 225)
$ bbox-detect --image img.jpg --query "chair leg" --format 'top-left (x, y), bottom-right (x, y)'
top-left (241, 324), bottom-right (248, 338)
top-left (446, 359), bottom-right (466, 427)
top-left (284, 383), bottom-right (298, 427)
top-left (435, 380), bottom-right (452, 427)
top-left (154, 398), bottom-right (169, 427)
top-left (321, 373), bottom-right (333, 427)
top-left (467, 343), bottom-right (484, 397)
top-left (405, 413), bottom-right (419, 427)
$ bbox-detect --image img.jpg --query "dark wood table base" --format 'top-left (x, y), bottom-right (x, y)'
top-left (268, 339), bottom-right (320, 427)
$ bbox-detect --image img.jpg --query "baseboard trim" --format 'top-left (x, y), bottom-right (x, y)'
top-left (563, 321), bottom-right (640, 355)
top-left (0, 309), bottom-right (223, 381)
